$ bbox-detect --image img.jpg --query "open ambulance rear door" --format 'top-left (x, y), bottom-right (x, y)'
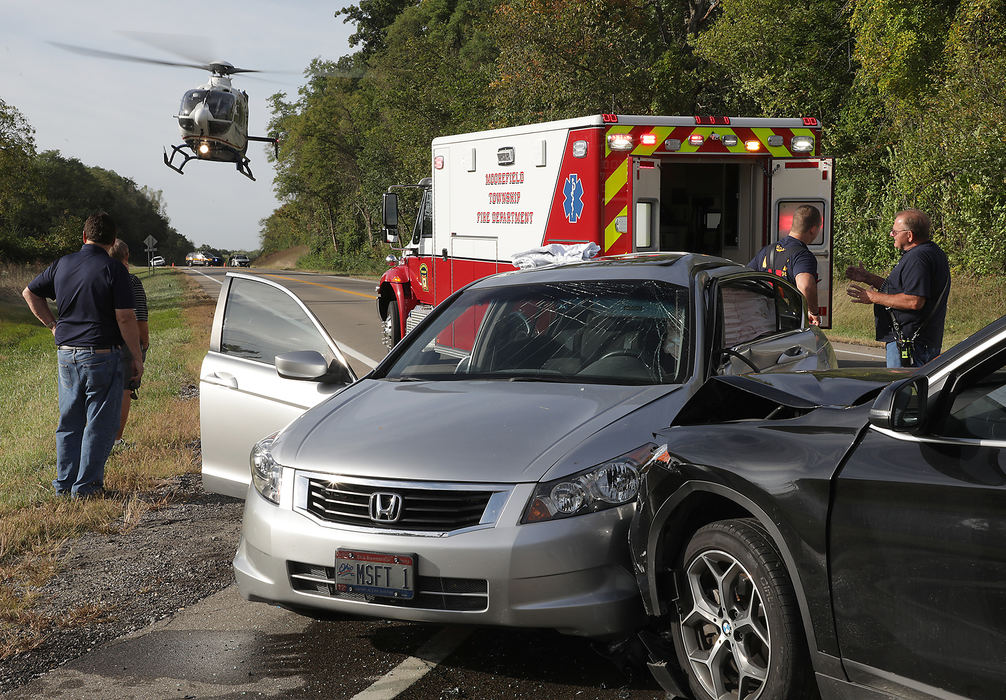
top-left (769, 157), bottom-right (835, 328)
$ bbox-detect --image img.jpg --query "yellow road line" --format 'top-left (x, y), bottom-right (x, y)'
top-left (264, 274), bottom-right (373, 299)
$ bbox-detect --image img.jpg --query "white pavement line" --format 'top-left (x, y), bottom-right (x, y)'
top-left (351, 626), bottom-right (472, 700)
top-left (835, 347), bottom-right (884, 359)
top-left (338, 342), bottom-right (381, 369)
top-left (185, 269), bottom-right (223, 285)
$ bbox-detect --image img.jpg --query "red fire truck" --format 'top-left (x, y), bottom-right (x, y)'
top-left (378, 114), bottom-right (833, 345)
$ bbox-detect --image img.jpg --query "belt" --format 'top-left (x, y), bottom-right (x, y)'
top-left (57, 345), bottom-right (119, 353)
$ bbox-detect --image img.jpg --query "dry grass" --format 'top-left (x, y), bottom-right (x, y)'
top-left (0, 262), bottom-right (43, 301)
top-left (0, 271), bottom-right (213, 658)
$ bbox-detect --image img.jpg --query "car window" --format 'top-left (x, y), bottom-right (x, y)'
top-left (719, 277), bottom-right (803, 348)
top-left (938, 356), bottom-right (1006, 441)
top-left (384, 280), bottom-right (689, 385)
top-left (220, 277), bottom-right (331, 365)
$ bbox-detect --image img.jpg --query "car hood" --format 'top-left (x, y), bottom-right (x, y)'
top-left (674, 367), bottom-right (905, 426)
top-left (272, 379), bottom-right (676, 483)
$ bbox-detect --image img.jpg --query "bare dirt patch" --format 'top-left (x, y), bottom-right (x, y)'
top-left (254, 245), bottom-right (309, 270)
top-left (0, 471), bottom-right (244, 694)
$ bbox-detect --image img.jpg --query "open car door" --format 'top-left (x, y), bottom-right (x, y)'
top-left (711, 272), bottom-right (834, 375)
top-left (200, 273), bottom-right (357, 497)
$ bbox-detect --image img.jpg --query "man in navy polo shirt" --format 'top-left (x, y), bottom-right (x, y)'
top-left (22, 212), bottom-right (144, 497)
top-left (748, 204), bottom-right (822, 325)
top-left (846, 209), bottom-right (951, 367)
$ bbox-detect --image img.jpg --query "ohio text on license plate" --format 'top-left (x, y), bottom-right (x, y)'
top-left (335, 550), bottom-right (415, 600)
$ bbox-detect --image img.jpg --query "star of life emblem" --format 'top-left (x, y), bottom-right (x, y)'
top-left (563, 174), bottom-right (585, 224)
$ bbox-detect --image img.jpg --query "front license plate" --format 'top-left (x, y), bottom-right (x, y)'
top-left (335, 549), bottom-right (415, 600)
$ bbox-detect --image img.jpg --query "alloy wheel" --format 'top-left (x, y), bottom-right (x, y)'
top-left (680, 548), bottom-right (771, 700)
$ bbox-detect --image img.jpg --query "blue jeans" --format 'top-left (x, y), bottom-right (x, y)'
top-left (885, 340), bottom-right (939, 368)
top-left (55, 348), bottom-right (123, 495)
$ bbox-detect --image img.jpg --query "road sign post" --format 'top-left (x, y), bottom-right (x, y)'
top-left (143, 236), bottom-right (158, 273)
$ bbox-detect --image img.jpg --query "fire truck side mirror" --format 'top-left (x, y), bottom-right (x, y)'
top-left (383, 192), bottom-right (399, 244)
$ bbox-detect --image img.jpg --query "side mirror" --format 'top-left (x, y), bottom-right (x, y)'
top-left (276, 350), bottom-right (352, 385)
top-left (869, 376), bottom-right (928, 433)
top-left (383, 192), bottom-right (399, 244)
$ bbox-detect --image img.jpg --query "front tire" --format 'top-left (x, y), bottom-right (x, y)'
top-left (383, 302), bottom-right (402, 348)
top-left (671, 519), bottom-right (814, 700)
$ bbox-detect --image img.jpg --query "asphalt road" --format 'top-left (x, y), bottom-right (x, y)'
top-left (9, 267), bottom-right (883, 699)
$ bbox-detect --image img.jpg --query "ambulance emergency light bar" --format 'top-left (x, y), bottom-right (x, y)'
top-left (606, 129), bottom-right (815, 154)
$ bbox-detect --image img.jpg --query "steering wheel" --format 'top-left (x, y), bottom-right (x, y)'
top-left (589, 350), bottom-right (657, 380)
top-left (595, 350), bottom-right (640, 362)
top-left (719, 348), bottom-right (760, 374)
top-left (501, 311), bottom-right (532, 339)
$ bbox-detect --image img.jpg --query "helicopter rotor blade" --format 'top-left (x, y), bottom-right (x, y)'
top-left (118, 30), bottom-right (215, 67)
top-left (120, 32), bottom-right (273, 75)
top-left (51, 42), bottom-right (211, 71)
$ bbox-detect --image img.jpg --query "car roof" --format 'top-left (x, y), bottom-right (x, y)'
top-left (470, 252), bottom-right (745, 289)
top-left (924, 313), bottom-right (1006, 376)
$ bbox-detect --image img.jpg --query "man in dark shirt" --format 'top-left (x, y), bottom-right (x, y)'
top-left (748, 204), bottom-right (822, 325)
top-left (846, 209), bottom-right (951, 367)
top-left (22, 212), bottom-right (144, 497)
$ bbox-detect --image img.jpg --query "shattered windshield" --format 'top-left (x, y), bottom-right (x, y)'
top-left (383, 279), bottom-right (690, 385)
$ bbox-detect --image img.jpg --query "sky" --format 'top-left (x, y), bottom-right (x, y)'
top-left (3, 0), bottom-right (355, 252)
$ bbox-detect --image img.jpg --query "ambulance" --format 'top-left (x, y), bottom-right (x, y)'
top-left (378, 114), bottom-right (834, 345)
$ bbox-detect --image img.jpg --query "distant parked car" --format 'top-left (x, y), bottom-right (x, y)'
top-left (185, 252), bottom-right (208, 266)
top-left (200, 253), bottom-right (835, 638)
top-left (228, 254), bottom-right (251, 267)
top-left (150, 255), bottom-right (166, 267)
top-left (630, 314), bottom-right (1006, 699)
top-left (206, 253), bottom-right (224, 266)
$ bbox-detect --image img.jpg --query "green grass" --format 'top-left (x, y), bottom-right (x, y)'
top-left (0, 268), bottom-right (204, 511)
top-left (826, 275), bottom-right (1006, 350)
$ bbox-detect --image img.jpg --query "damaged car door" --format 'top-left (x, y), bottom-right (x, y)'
top-left (711, 272), bottom-right (833, 375)
top-left (200, 274), bottom-right (357, 497)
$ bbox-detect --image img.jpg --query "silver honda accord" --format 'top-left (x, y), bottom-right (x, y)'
top-left (201, 253), bottom-right (834, 637)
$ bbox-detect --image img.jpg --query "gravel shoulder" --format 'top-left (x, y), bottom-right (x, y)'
top-left (0, 472), bottom-right (244, 694)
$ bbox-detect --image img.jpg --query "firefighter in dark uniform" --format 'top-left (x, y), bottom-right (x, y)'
top-left (747, 204), bottom-right (822, 325)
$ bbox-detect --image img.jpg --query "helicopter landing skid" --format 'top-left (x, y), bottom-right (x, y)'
top-left (163, 144), bottom-right (257, 181)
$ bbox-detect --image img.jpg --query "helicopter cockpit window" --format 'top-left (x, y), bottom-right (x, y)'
top-left (177, 90), bottom-right (235, 120)
top-left (178, 90), bottom-right (207, 117)
top-left (206, 92), bottom-right (236, 120)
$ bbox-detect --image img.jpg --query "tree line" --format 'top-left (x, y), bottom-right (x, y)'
top-left (0, 98), bottom-right (193, 265)
top-left (3, 2), bottom-right (1003, 276)
top-left (264, 0), bottom-right (1006, 276)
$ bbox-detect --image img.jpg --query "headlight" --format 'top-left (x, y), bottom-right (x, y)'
top-left (521, 444), bottom-right (657, 523)
top-left (250, 433), bottom-right (282, 504)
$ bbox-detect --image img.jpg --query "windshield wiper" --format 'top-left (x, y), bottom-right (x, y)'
top-left (506, 375), bottom-right (585, 383)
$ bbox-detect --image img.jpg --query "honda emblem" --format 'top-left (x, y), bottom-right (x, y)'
top-left (369, 492), bottom-right (403, 522)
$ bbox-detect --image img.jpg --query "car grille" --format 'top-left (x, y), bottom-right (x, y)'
top-left (288, 561), bottom-right (489, 612)
top-left (304, 478), bottom-right (495, 532)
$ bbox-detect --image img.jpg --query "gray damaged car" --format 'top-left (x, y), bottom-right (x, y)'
top-left (200, 253), bottom-right (835, 638)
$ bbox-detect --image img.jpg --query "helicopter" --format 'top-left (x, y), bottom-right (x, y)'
top-left (53, 41), bottom-right (279, 181)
